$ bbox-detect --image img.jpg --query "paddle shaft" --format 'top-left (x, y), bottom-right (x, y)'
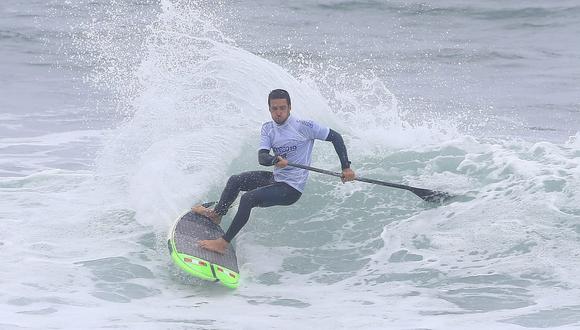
top-left (286, 162), bottom-right (453, 203)
top-left (287, 162), bottom-right (409, 190)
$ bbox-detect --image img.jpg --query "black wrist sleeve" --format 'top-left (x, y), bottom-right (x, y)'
top-left (326, 129), bottom-right (351, 170)
top-left (258, 149), bottom-right (277, 166)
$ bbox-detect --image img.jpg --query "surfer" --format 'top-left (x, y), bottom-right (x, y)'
top-left (193, 89), bottom-right (355, 254)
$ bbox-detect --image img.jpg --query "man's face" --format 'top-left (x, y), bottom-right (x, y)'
top-left (269, 98), bottom-right (291, 124)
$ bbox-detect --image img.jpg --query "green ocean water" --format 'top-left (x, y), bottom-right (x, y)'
top-left (1, 0), bottom-right (579, 329)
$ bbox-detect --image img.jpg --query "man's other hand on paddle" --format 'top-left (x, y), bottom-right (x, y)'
top-left (341, 168), bottom-right (355, 183)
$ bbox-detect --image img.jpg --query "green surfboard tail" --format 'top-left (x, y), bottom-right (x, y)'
top-left (168, 239), bottom-right (240, 289)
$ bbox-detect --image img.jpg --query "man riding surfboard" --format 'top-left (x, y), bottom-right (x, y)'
top-left (192, 89), bottom-right (355, 254)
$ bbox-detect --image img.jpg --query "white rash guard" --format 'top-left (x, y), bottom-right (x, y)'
top-left (259, 114), bottom-right (330, 192)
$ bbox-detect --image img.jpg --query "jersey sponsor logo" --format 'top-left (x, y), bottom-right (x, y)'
top-left (273, 145), bottom-right (297, 154)
top-left (298, 120), bottom-right (313, 128)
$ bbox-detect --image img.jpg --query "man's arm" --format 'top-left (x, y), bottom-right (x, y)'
top-left (258, 149), bottom-right (288, 168)
top-left (258, 149), bottom-right (276, 166)
top-left (326, 129), bottom-right (351, 169)
top-left (326, 129), bottom-right (355, 182)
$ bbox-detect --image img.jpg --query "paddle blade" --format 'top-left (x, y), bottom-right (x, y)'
top-left (411, 187), bottom-right (455, 203)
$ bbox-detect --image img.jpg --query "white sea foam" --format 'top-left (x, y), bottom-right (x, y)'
top-left (2, 0), bottom-right (580, 329)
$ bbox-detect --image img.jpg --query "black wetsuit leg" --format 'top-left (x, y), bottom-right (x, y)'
top-left (213, 171), bottom-right (275, 216)
top-left (222, 181), bottom-right (301, 242)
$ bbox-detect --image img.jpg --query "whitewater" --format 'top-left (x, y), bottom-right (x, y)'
top-left (1, 0), bottom-right (579, 329)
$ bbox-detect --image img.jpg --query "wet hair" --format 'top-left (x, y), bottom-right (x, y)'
top-left (268, 89), bottom-right (291, 108)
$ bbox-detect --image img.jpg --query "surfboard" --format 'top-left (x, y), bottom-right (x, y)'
top-left (168, 206), bottom-right (240, 289)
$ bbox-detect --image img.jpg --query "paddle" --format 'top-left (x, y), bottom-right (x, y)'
top-left (287, 162), bottom-right (454, 203)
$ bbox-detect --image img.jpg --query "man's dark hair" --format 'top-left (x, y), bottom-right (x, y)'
top-left (268, 89), bottom-right (291, 107)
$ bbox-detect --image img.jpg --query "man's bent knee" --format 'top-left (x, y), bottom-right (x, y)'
top-left (239, 191), bottom-right (260, 208)
top-left (226, 174), bottom-right (242, 188)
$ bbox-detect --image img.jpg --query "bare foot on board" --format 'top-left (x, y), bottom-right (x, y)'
top-left (198, 238), bottom-right (228, 254)
top-left (191, 205), bottom-right (222, 224)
